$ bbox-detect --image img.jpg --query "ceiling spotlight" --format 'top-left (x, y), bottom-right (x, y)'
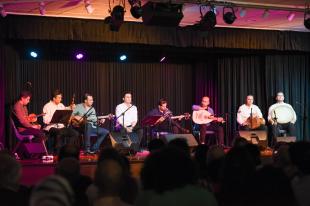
top-left (239, 8), bottom-right (246, 18)
top-left (287, 12), bottom-right (295, 22)
top-left (84, 0), bottom-right (94, 14)
top-left (262, 9), bottom-right (269, 19)
top-left (304, 7), bottom-right (310, 30)
top-left (128, 0), bottom-right (142, 19)
top-left (39, 2), bottom-right (46, 16)
top-left (198, 5), bottom-right (217, 30)
top-left (223, 6), bottom-right (237, 24)
top-left (107, 5), bottom-right (125, 31)
top-left (0, 4), bottom-right (7, 17)
top-left (30, 51), bottom-right (38, 58)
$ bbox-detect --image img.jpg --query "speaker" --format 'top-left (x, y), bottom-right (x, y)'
top-left (142, 2), bottom-right (184, 27)
top-left (238, 130), bottom-right (268, 147)
top-left (17, 142), bottom-right (46, 159)
top-left (109, 132), bottom-right (140, 154)
top-left (161, 133), bottom-right (198, 147)
top-left (276, 136), bottom-right (296, 143)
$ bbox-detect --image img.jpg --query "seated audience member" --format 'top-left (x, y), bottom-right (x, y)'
top-left (86, 148), bottom-right (138, 205)
top-left (30, 175), bottom-right (74, 206)
top-left (55, 157), bottom-right (92, 206)
top-left (289, 142), bottom-right (310, 206)
top-left (94, 159), bottom-right (131, 206)
top-left (147, 138), bottom-right (165, 154)
top-left (0, 153), bottom-right (31, 206)
top-left (137, 146), bottom-right (218, 206)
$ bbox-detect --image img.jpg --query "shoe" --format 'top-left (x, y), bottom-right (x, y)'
top-left (85, 150), bottom-right (95, 155)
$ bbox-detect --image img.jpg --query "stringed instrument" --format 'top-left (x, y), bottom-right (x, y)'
top-left (154, 112), bottom-right (191, 125)
top-left (245, 116), bottom-right (265, 129)
top-left (71, 113), bottom-right (114, 128)
top-left (26, 113), bottom-right (46, 123)
top-left (192, 110), bottom-right (225, 125)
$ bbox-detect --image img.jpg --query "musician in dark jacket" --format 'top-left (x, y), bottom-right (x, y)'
top-left (146, 98), bottom-right (189, 135)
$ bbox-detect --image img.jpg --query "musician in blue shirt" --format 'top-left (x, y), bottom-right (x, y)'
top-left (72, 93), bottom-right (110, 154)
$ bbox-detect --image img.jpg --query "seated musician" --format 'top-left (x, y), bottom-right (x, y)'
top-left (146, 98), bottom-right (190, 135)
top-left (237, 95), bottom-right (267, 131)
top-left (12, 90), bottom-right (47, 142)
top-left (115, 91), bottom-right (143, 149)
top-left (268, 92), bottom-right (296, 139)
top-left (192, 96), bottom-right (224, 146)
top-left (43, 89), bottom-right (79, 153)
top-left (72, 93), bottom-right (109, 154)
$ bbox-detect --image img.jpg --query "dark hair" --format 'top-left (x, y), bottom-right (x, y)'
top-left (52, 89), bottom-right (62, 99)
top-left (158, 98), bottom-right (168, 106)
top-left (83, 93), bottom-right (92, 101)
top-left (19, 90), bottom-right (32, 100)
top-left (122, 91), bottom-right (132, 98)
top-left (58, 144), bottom-right (80, 161)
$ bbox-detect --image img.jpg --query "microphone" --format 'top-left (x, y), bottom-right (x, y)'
top-left (26, 81), bottom-right (32, 87)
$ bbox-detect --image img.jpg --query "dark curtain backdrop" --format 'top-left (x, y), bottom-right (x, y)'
top-left (0, 46), bottom-right (5, 147)
top-left (1, 15), bottom-right (310, 51)
top-left (195, 54), bottom-right (310, 144)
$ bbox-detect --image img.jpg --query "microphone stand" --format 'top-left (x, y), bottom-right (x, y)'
top-left (250, 108), bottom-right (253, 129)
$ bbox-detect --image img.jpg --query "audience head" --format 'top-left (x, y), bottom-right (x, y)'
top-left (168, 138), bottom-right (190, 155)
top-left (206, 145), bottom-right (225, 165)
top-left (95, 159), bottom-right (125, 197)
top-left (30, 175), bottom-right (74, 206)
top-left (98, 147), bottom-right (129, 174)
top-left (148, 138), bottom-right (165, 153)
top-left (141, 145), bottom-right (198, 193)
top-left (0, 153), bottom-right (21, 191)
top-left (55, 158), bottom-right (81, 186)
top-left (58, 144), bottom-right (80, 161)
top-left (233, 137), bottom-right (249, 148)
top-left (289, 141), bottom-right (310, 175)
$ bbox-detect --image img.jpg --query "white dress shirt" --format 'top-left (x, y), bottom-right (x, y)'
top-left (237, 104), bottom-right (263, 125)
top-left (115, 103), bottom-right (138, 127)
top-left (43, 101), bottom-right (67, 131)
top-left (268, 102), bottom-right (297, 124)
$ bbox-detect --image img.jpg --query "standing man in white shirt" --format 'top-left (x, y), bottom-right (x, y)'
top-left (115, 91), bottom-right (143, 151)
top-left (43, 89), bottom-right (79, 153)
top-left (268, 92), bottom-right (296, 139)
top-left (237, 95), bottom-right (266, 130)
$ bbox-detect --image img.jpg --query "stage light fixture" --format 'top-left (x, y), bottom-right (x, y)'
top-left (223, 6), bottom-right (236, 24)
top-left (75, 53), bottom-right (84, 60)
top-left (106, 5), bottom-right (125, 31)
top-left (304, 7), bottom-right (310, 30)
top-left (128, 0), bottom-right (142, 19)
top-left (120, 54), bottom-right (127, 61)
top-left (39, 2), bottom-right (46, 16)
top-left (198, 5), bottom-right (217, 30)
top-left (287, 12), bottom-right (295, 21)
top-left (160, 56), bottom-right (166, 62)
top-left (30, 51), bottom-right (38, 58)
top-left (239, 8), bottom-right (246, 17)
top-left (0, 4), bottom-right (7, 17)
top-left (84, 0), bottom-right (94, 14)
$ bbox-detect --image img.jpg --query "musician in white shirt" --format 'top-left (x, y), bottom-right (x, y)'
top-left (43, 89), bottom-right (79, 153)
top-left (237, 95), bottom-right (266, 130)
top-left (115, 91), bottom-right (143, 151)
top-left (268, 92), bottom-right (296, 139)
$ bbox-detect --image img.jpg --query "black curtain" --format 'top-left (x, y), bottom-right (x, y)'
top-left (194, 54), bottom-right (310, 144)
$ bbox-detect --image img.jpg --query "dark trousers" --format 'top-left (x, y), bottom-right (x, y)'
top-left (20, 128), bottom-right (47, 142)
top-left (49, 127), bottom-right (79, 151)
top-left (200, 123), bottom-right (224, 145)
top-left (271, 123), bottom-right (296, 138)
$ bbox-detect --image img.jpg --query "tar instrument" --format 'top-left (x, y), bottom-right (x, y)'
top-left (72, 113), bottom-right (114, 128)
top-left (154, 112), bottom-right (191, 125)
top-left (192, 110), bottom-right (225, 125)
top-left (245, 116), bottom-right (265, 129)
top-left (26, 113), bottom-right (46, 123)
top-left (271, 104), bottom-right (295, 124)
